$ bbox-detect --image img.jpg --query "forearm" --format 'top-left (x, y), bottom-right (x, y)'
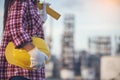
top-left (22, 42), bottom-right (35, 52)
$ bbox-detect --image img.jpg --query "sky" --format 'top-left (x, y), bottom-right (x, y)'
top-left (0, 0), bottom-right (120, 57)
top-left (45, 0), bottom-right (120, 57)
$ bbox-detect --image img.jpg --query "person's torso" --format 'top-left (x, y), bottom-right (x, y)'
top-left (1, 0), bottom-right (44, 49)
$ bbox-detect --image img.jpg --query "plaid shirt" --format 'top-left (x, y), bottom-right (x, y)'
top-left (0, 0), bottom-right (45, 80)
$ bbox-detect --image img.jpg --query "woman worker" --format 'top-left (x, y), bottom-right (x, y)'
top-left (0, 0), bottom-right (49, 79)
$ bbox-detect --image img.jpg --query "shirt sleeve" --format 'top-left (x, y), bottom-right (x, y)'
top-left (7, 0), bottom-right (32, 48)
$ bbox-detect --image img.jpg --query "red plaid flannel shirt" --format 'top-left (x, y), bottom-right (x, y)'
top-left (0, 0), bottom-right (45, 80)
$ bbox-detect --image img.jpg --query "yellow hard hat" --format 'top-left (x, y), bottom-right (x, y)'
top-left (5, 37), bottom-right (50, 70)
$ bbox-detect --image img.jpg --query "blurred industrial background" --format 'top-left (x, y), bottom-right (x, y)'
top-left (0, 0), bottom-right (120, 80)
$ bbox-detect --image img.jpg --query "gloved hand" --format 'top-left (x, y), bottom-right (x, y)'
top-left (38, 2), bottom-right (50, 23)
top-left (28, 47), bottom-right (48, 70)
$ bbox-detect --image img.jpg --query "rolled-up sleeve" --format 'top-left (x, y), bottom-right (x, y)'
top-left (7, 0), bottom-right (32, 48)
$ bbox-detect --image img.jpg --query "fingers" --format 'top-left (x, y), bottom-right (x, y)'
top-left (30, 61), bottom-right (45, 70)
top-left (45, 55), bottom-right (48, 61)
